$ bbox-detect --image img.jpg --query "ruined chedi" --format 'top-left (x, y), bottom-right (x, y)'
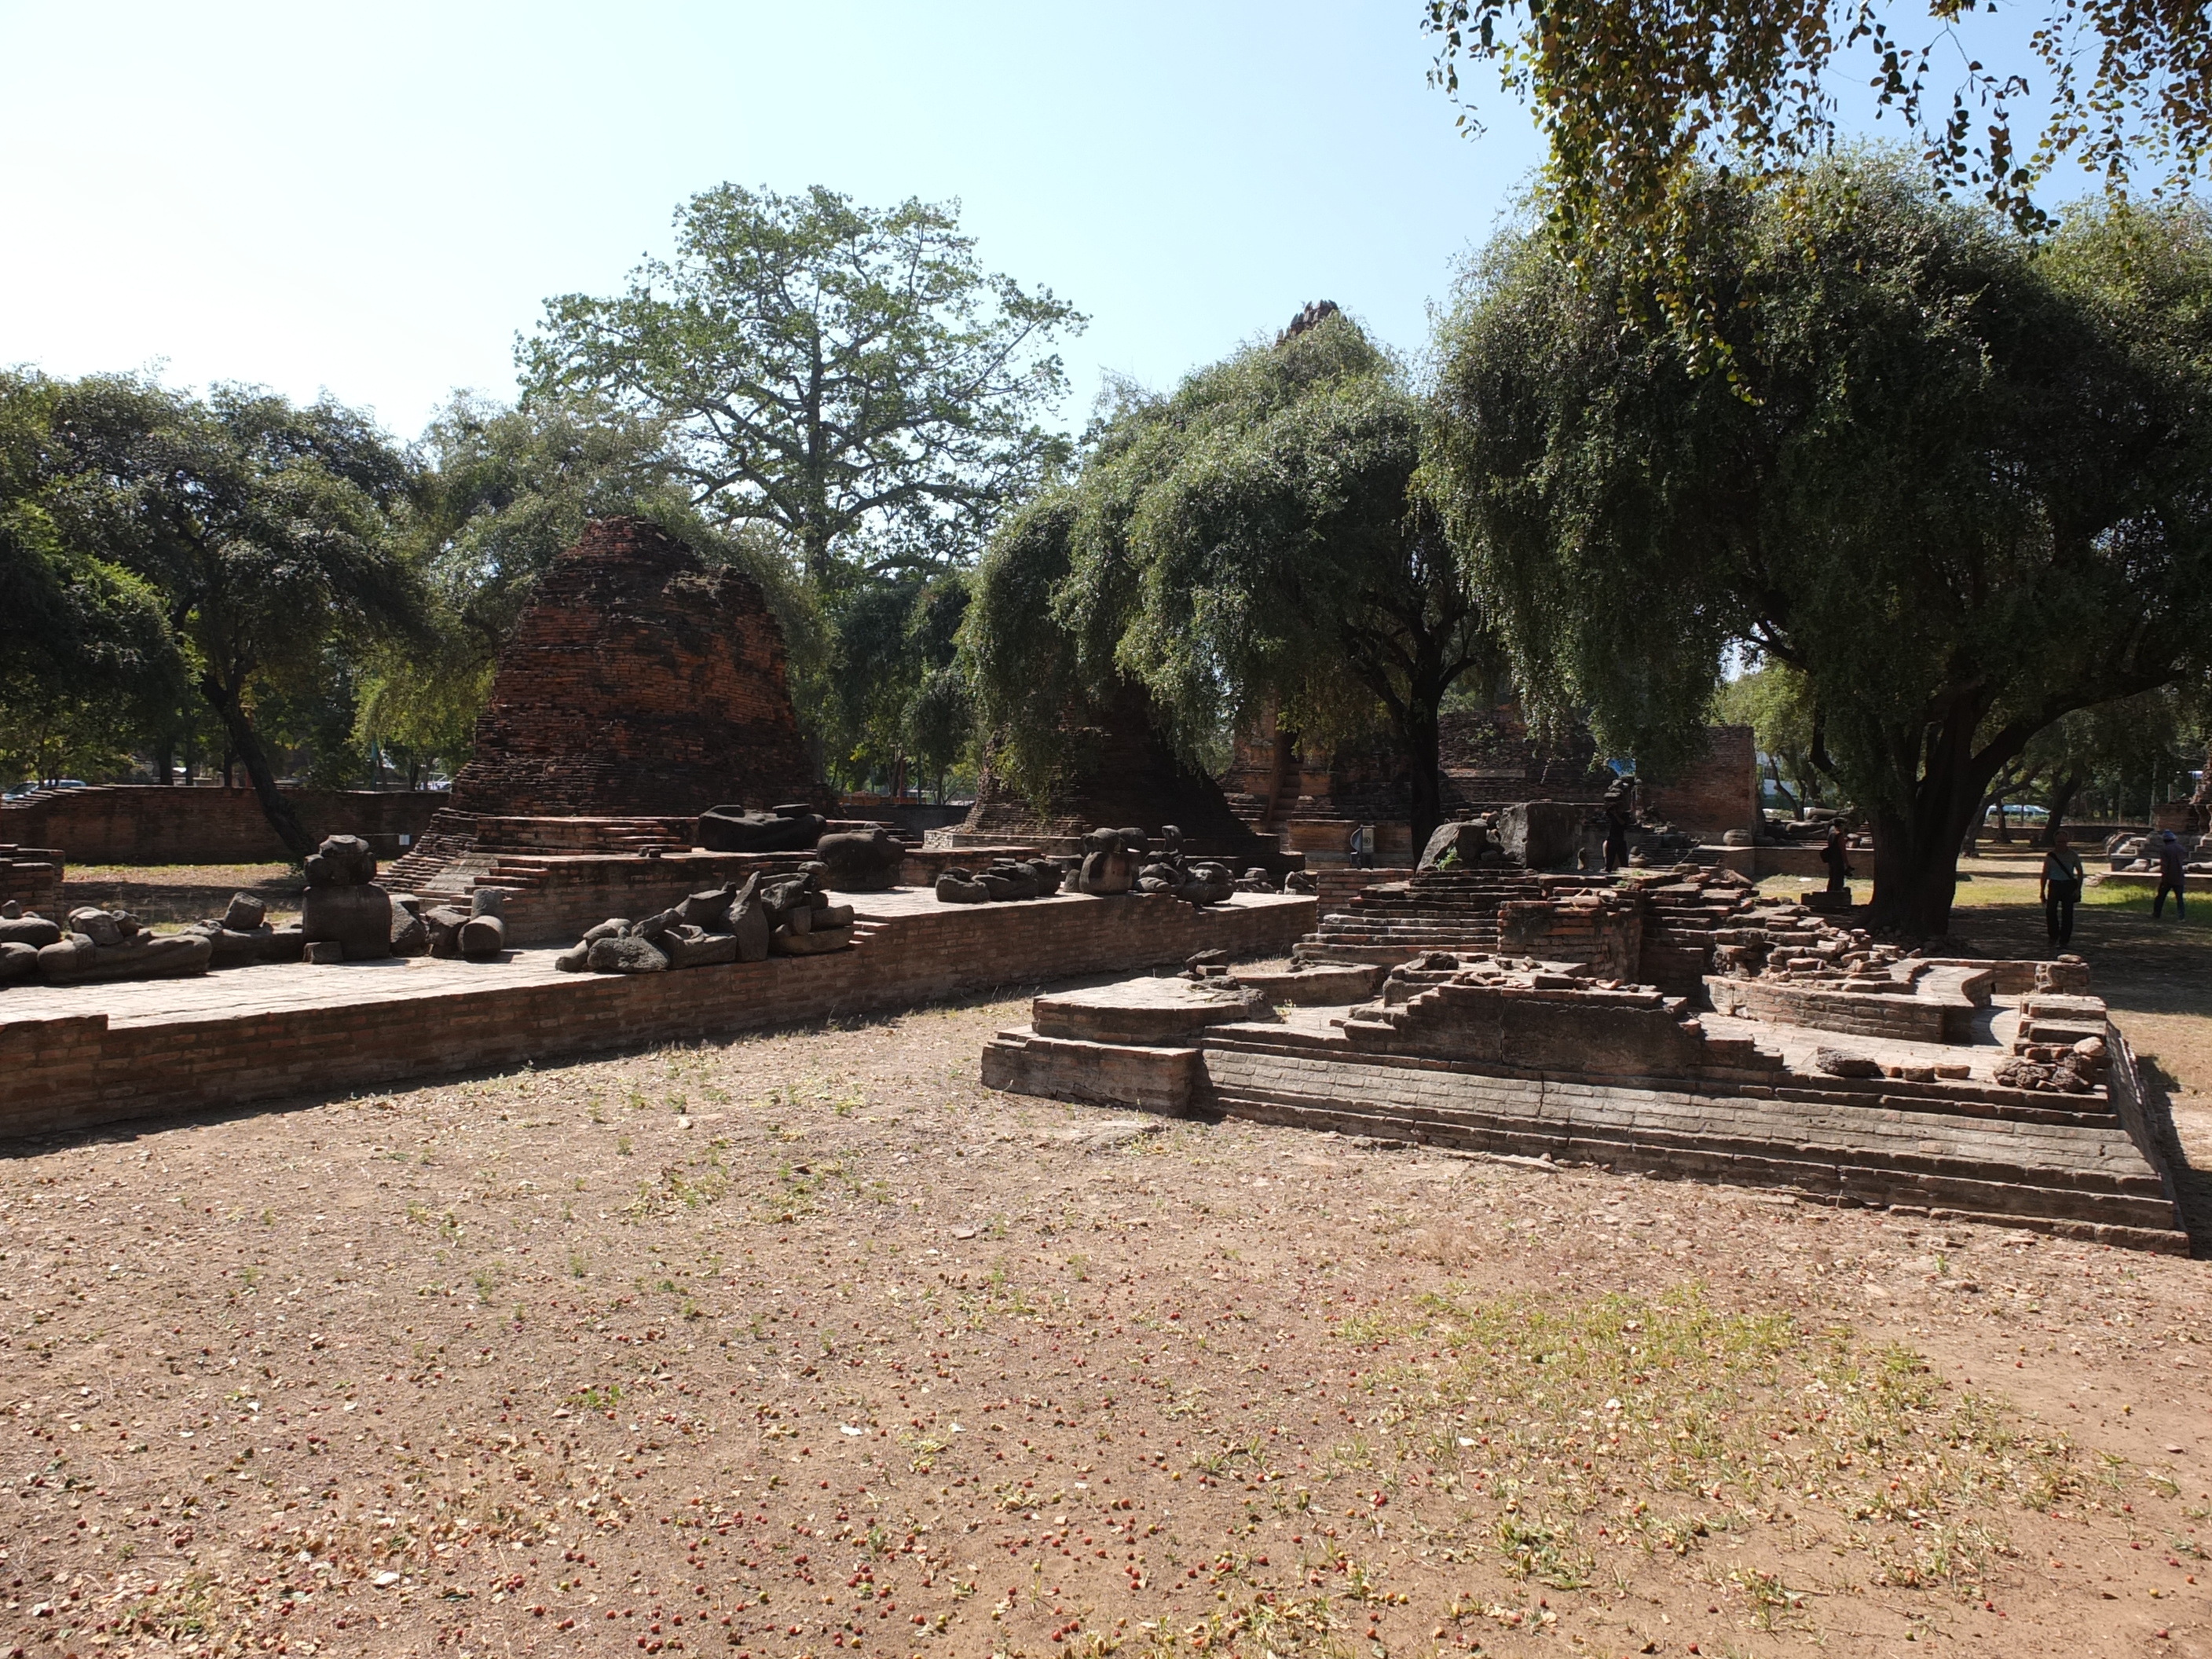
top-left (449, 516), bottom-right (823, 820)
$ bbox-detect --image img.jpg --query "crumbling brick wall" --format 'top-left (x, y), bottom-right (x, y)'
top-left (0, 844), bottom-right (64, 912)
top-left (0, 787), bottom-right (439, 865)
top-left (450, 516), bottom-right (823, 819)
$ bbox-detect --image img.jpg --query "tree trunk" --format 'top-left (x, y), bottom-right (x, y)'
top-left (1397, 701), bottom-right (1445, 858)
top-left (202, 677), bottom-right (316, 859)
top-left (2038, 768), bottom-right (2085, 848)
top-left (1867, 736), bottom-right (2007, 939)
top-left (153, 735), bottom-right (174, 785)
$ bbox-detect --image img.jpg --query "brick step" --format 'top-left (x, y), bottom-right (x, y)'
top-left (1205, 1088), bottom-right (2185, 1249)
top-left (1198, 1065), bottom-right (2176, 1210)
top-left (1205, 1076), bottom-right (2168, 1203)
top-left (1204, 1025), bottom-right (2122, 1130)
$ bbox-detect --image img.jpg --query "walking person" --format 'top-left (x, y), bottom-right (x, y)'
top-left (2040, 829), bottom-right (2085, 947)
top-left (2152, 829), bottom-right (2188, 919)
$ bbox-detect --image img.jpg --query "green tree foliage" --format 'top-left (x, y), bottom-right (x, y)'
top-left (0, 372), bottom-right (183, 787)
top-left (1424, 0), bottom-right (2212, 244)
top-left (1429, 158), bottom-right (2212, 935)
top-left (1712, 661), bottom-right (1832, 815)
top-left (970, 313), bottom-right (1488, 848)
top-left (520, 183), bottom-right (1082, 589)
top-left (513, 185), bottom-right (1079, 794)
top-left (37, 375), bottom-right (425, 856)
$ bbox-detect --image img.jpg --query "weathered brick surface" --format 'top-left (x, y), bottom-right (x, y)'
top-left (0, 893), bottom-right (1314, 1139)
top-left (1641, 724), bottom-right (1758, 840)
top-left (451, 517), bottom-right (822, 819)
top-left (1195, 1042), bottom-right (2185, 1250)
top-left (0, 787), bottom-right (440, 864)
top-left (0, 844), bottom-right (64, 912)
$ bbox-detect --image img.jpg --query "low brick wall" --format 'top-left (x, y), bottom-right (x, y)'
top-left (2, 786), bottom-right (443, 865)
top-left (0, 892), bottom-right (1316, 1140)
top-left (0, 844), bottom-right (64, 914)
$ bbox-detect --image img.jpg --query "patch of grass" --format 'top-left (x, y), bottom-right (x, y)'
top-left (1350, 1285), bottom-right (2083, 1601)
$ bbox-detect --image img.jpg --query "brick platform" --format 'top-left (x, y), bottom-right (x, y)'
top-left (980, 953), bottom-right (2189, 1253)
top-left (0, 891), bottom-right (1314, 1140)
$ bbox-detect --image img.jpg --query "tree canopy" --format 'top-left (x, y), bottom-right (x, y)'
top-left (970, 309), bottom-right (1489, 848)
top-left (520, 183), bottom-right (1083, 590)
top-left (1429, 156), bottom-right (2212, 934)
top-left (31, 375), bottom-right (425, 854)
top-left (1425, 0), bottom-right (2212, 243)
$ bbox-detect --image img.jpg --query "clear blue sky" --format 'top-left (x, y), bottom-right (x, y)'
top-left (0, 2), bottom-right (1551, 443)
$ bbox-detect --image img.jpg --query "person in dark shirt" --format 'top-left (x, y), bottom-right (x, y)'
top-left (1821, 822), bottom-right (1852, 898)
top-left (2040, 830), bottom-right (2085, 947)
top-left (2153, 830), bottom-right (2188, 919)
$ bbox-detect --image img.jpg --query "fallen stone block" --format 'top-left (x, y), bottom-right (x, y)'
top-left (588, 935), bottom-right (668, 973)
top-left (663, 928), bottom-right (738, 969)
top-left (459, 915), bottom-right (507, 958)
top-left (302, 882), bottom-right (393, 962)
top-left (772, 921), bottom-right (853, 955)
top-left (0, 914), bottom-right (63, 950)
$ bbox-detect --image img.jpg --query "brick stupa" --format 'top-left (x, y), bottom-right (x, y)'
top-left (449, 516), bottom-right (821, 819)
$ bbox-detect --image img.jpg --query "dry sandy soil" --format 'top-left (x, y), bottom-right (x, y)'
top-left (5, 877), bottom-right (2209, 1659)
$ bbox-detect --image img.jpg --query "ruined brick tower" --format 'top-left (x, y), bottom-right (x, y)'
top-left (449, 516), bottom-right (822, 819)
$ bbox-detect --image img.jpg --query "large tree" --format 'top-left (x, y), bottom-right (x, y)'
top-left (1429, 158), bottom-right (2212, 936)
top-left (519, 184), bottom-right (1082, 590)
top-left (971, 309), bottom-right (1489, 851)
top-left (39, 377), bottom-right (424, 857)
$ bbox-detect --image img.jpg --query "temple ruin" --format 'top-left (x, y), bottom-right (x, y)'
top-left (983, 823), bottom-right (2188, 1253)
top-left (449, 515), bottom-right (821, 820)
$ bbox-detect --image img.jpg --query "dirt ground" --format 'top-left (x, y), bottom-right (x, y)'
top-left (5, 880), bottom-right (2209, 1658)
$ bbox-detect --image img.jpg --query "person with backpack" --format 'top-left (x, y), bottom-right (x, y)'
top-left (2040, 829), bottom-right (2086, 947)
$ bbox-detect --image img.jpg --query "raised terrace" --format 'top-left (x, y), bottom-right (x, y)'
top-left (0, 886), bottom-right (1314, 1137)
top-left (985, 859), bottom-right (2189, 1252)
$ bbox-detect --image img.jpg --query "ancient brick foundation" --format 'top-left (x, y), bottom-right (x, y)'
top-left (0, 844), bottom-right (64, 913)
top-left (0, 786), bottom-right (440, 866)
top-left (451, 516), bottom-right (823, 819)
top-left (0, 892), bottom-right (1315, 1139)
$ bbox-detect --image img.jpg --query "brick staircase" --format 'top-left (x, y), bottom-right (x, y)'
top-left (1295, 867), bottom-right (1549, 964)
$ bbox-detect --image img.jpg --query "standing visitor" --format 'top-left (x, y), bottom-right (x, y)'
top-left (1346, 822), bottom-right (1368, 870)
top-left (2040, 830), bottom-right (2085, 947)
top-left (1821, 822), bottom-right (1853, 899)
top-left (2153, 829), bottom-right (2188, 918)
top-left (1602, 794), bottom-right (1632, 873)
